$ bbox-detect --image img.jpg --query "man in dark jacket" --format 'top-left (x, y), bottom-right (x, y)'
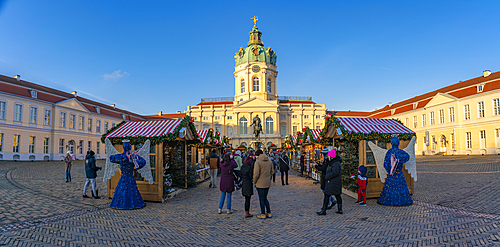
top-left (317, 149), bottom-right (343, 215)
top-left (299, 153), bottom-right (305, 176)
top-left (208, 149), bottom-right (220, 188)
top-left (279, 152), bottom-right (290, 185)
top-left (83, 150), bottom-right (101, 199)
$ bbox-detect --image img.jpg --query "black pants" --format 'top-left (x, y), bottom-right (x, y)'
top-left (300, 164), bottom-right (305, 175)
top-left (234, 170), bottom-right (241, 185)
top-left (281, 170), bottom-right (288, 185)
top-left (272, 171), bottom-right (276, 183)
top-left (323, 194), bottom-right (342, 209)
top-left (244, 195), bottom-right (251, 212)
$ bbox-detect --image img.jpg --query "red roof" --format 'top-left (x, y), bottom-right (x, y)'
top-left (0, 74), bottom-right (145, 121)
top-left (332, 71), bottom-right (500, 119)
top-left (197, 101), bottom-right (233, 106)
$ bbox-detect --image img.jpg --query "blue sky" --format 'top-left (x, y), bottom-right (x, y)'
top-left (1, 1), bottom-right (499, 115)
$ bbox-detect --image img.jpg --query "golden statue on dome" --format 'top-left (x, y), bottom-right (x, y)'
top-left (252, 16), bottom-right (258, 27)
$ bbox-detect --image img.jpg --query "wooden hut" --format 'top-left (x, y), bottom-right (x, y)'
top-left (103, 116), bottom-right (199, 202)
top-left (320, 116), bottom-right (416, 198)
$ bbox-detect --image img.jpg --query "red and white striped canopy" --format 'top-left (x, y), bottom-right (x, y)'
top-left (292, 136), bottom-right (297, 142)
top-left (310, 129), bottom-right (321, 141)
top-left (197, 130), bottom-right (209, 142)
top-left (106, 119), bottom-right (182, 138)
top-left (337, 117), bottom-right (413, 134)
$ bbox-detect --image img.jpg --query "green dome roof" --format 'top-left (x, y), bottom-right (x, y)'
top-left (234, 25), bottom-right (277, 66)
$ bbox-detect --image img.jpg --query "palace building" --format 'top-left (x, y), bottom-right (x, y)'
top-left (0, 74), bottom-right (145, 161)
top-left (333, 70), bottom-right (500, 155)
top-left (186, 19), bottom-right (328, 149)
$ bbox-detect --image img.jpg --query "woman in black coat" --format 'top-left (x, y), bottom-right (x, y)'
top-left (240, 155), bottom-right (254, 218)
top-left (315, 150), bottom-right (337, 209)
top-left (278, 153), bottom-right (290, 185)
top-left (317, 149), bottom-right (343, 215)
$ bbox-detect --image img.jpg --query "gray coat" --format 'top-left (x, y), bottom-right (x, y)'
top-left (324, 156), bottom-right (342, 196)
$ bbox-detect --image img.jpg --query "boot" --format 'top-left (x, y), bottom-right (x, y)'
top-left (327, 200), bottom-right (337, 210)
top-left (335, 203), bottom-right (343, 214)
top-left (316, 208), bottom-right (326, 215)
top-left (245, 211), bottom-right (253, 218)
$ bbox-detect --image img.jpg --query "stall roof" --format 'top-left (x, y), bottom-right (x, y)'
top-left (197, 130), bottom-right (209, 142)
top-left (310, 129), bottom-right (321, 141)
top-left (337, 117), bottom-right (413, 134)
top-left (106, 119), bottom-right (183, 138)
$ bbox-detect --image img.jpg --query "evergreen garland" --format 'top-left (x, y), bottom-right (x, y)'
top-left (336, 140), bottom-right (359, 193)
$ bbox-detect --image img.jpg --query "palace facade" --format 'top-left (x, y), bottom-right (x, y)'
top-left (333, 70), bottom-right (500, 155)
top-left (186, 21), bottom-right (327, 149)
top-left (0, 74), bottom-right (145, 161)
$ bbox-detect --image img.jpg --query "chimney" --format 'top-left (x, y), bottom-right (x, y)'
top-left (71, 91), bottom-right (77, 97)
top-left (483, 70), bottom-right (491, 77)
top-left (111, 104), bottom-right (116, 108)
top-left (14, 75), bottom-right (21, 81)
top-left (388, 102), bottom-right (393, 107)
top-left (158, 111), bottom-right (162, 116)
top-left (176, 111), bottom-right (181, 114)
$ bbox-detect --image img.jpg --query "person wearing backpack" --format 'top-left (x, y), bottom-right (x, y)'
top-left (83, 150), bottom-right (101, 199)
top-left (279, 152), bottom-right (290, 186)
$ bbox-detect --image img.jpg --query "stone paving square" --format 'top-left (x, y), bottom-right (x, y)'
top-left (0, 156), bottom-right (499, 246)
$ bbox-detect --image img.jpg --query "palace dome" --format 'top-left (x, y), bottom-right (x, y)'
top-left (234, 25), bottom-right (277, 67)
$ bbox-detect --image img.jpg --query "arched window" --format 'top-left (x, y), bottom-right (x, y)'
top-left (241, 79), bottom-right (245, 93)
top-left (267, 77), bottom-right (272, 93)
top-left (203, 123), bottom-right (210, 130)
top-left (265, 116), bottom-right (273, 134)
top-left (239, 117), bottom-right (248, 135)
top-left (253, 77), bottom-right (259, 91)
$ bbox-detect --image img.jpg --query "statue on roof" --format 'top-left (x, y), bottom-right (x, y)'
top-left (252, 15), bottom-right (258, 27)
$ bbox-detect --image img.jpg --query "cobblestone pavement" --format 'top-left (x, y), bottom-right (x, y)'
top-left (0, 156), bottom-right (499, 246)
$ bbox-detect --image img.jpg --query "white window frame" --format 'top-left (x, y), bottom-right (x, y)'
top-left (69, 114), bottom-right (76, 129)
top-left (29, 106), bottom-right (38, 124)
top-left (0, 133), bottom-right (3, 152)
top-left (79, 116), bottom-right (85, 130)
top-left (105, 121), bottom-right (109, 132)
top-left (422, 113), bottom-right (426, 127)
top-left (281, 125), bottom-right (287, 137)
top-left (241, 79), bottom-right (245, 93)
top-left (43, 137), bottom-right (49, 154)
top-left (44, 109), bottom-right (51, 126)
top-left (59, 139), bottom-right (65, 154)
top-left (227, 126), bottom-right (233, 138)
top-left (96, 120), bottom-right (101, 133)
top-left (493, 98), bottom-right (500, 116)
top-left (292, 115), bottom-right (297, 119)
top-left (267, 77), bottom-right (272, 93)
top-left (60, 112), bottom-right (66, 127)
top-left (315, 115), bottom-right (321, 119)
top-left (88, 118), bottom-right (92, 132)
top-left (449, 107), bottom-right (455, 122)
top-left (14, 103), bottom-right (23, 122)
top-left (430, 111), bottom-right (435, 125)
top-left (466, 132), bottom-right (472, 149)
top-left (413, 116), bottom-right (417, 129)
top-left (13, 134), bottom-right (20, 153)
top-left (239, 117), bottom-right (248, 135)
top-left (88, 141), bottom-right (92, 153)
top-left (0, 101), bottom-right (6, 120)
top-left (252, 77), bottom-right (259, 92)
top-left (265, 117), bottom-right (274, 134)
top-left (227, 116), bottom-right (232, 120)
top-left (478, 101), bottom-right (485, 118)
top-left (29, 136), bottom-right (36, 154)
top-left (439, 109), bottom-right (445, 124)
top-left (304, 115), bottom-right (309, 119)
top-left (464, 104), bottom-right (470, 120)
top-left (405, 118), bottom-right (409, 127)
top-left (96, 142), bottom-right (100, 154)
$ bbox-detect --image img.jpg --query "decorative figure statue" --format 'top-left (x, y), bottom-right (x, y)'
top-left (368, 136), bottom-right (417, 206)
top-left (103, 138), bottom-right (153, 210)
top-left (252, 15), bottom-right (258, 27)
top-left (250, 115), bottom-right (262, 139)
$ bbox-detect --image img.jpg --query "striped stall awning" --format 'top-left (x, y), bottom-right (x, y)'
top-left (292, 136), bottom-right (297, 142)
top-left (337, 117), bottom-right (413, 134)
top-left (106, 119), bottom-right (183, 138)
top-left (310, 129), bottom-right (321, 141)
top-left (197, 130), bottom-right (209, 142)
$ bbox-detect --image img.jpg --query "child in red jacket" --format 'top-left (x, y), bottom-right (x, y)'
top-left (356, 165), bottom-right (368, 206)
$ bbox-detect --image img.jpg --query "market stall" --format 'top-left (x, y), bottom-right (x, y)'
top-left (102, 116), bottom-right (199, 202)
top-left (191, 129), bottom-right (230, 182)
top-left (320, 116), bottom-right (416, 198)
top-left (286, 128), bottom-right (325, 180)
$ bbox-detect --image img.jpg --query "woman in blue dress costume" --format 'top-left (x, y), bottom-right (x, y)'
top-left (109, 142), bottom-right (146, 209)
top-left (377, 136), bottom-right (413, 206)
